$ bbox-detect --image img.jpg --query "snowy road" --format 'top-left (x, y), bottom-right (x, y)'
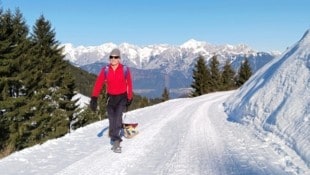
top-left (0, 91), bottom-right (307, 174)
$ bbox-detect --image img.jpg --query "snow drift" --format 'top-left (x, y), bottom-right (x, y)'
top-left (224, 29), bottom-right (310, 167)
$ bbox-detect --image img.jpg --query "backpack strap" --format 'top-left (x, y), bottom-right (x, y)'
top-left (104, 65), bottom-right (109, 79)
top-left (102, 66), bottom-right (110, 97)
top-left (123, 65), bottom-right (128, 78)
top-left (104, 65), bottom-right (128, 79)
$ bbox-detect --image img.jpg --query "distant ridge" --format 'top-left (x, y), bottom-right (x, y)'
top-left (62, 40), bottom-right (278, 98)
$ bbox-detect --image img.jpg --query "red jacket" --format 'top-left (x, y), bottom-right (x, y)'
top-left (92, 64), bottom-right (133, 100)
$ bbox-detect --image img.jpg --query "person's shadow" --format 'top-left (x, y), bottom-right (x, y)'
top-left (97, 126), bottom-right (109, 137)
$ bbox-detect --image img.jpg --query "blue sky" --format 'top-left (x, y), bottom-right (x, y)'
top-left (1, 0), bottom-right (310, 52)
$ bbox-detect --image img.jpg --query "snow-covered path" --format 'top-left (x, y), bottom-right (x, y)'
top-left (0, 91), bottom-right (307, 174)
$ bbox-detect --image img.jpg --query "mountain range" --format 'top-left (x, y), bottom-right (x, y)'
top-left (62, 39), bottom-right (280, 98)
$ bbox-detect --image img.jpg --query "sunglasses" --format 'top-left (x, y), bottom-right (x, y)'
top-left (109, 56), bottom-right (120, 59)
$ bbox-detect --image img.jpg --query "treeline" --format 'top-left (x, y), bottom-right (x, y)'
top-left (0, 9), bottom-right (80, 157)
top-left (191, 55), bottom-right (252, 96)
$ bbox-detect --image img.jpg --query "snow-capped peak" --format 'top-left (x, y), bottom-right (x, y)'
top-left (61, 39), bottom-right (266, 69)
top-left (180, 39), bottom-right (209, 49)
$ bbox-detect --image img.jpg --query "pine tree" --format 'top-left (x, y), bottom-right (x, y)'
top-left (22, 15), bottom-right (77, 144)
top-left (191, 55), bottom-right (210, 97)
top-left (236, 57), bottom-right (252, 87)
top-left (0, 10), bottom-right (13, 152)
top-left (161, 87), bottom-right (169, 102)
top-left (0, 9), bottom-right (30, 153)
top-left (221, 60), bottom-right (236, 90)
top-left (209, 55), bottom-right (221, 92)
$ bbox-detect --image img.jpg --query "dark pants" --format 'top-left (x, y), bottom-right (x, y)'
top-left (107, 93), bottom-right (127, 142)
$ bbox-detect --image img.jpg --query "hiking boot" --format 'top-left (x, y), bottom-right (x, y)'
top-left (112, 140), bottom-right (121, 153)
top-left (113, 146), bottom-right (122, 153)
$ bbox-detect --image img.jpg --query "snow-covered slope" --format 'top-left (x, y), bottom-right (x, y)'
top-left (224, 29), bottom-right (310, 168)
top-left (0, 91), bottom-right (308, 174)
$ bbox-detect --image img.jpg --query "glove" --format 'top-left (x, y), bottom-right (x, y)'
top-left (90, 96), bottom-right (98, 111)
top-left (126, 98), bottom-right (133, 107)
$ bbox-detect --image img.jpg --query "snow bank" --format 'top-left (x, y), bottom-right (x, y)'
top-left (224, 29), bottom-right (310, 167)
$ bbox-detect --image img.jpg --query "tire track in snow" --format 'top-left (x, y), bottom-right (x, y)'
top-left (139, 92), bottom-right (231, 175)
top-left (163, 92), bottom-right (234, 175)
top-left (207, 93), bottom-right (293, 175)
top-left (125, 92), bottom-right (227, 175)
top-left (56, 97), bottom-right (209, 175)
